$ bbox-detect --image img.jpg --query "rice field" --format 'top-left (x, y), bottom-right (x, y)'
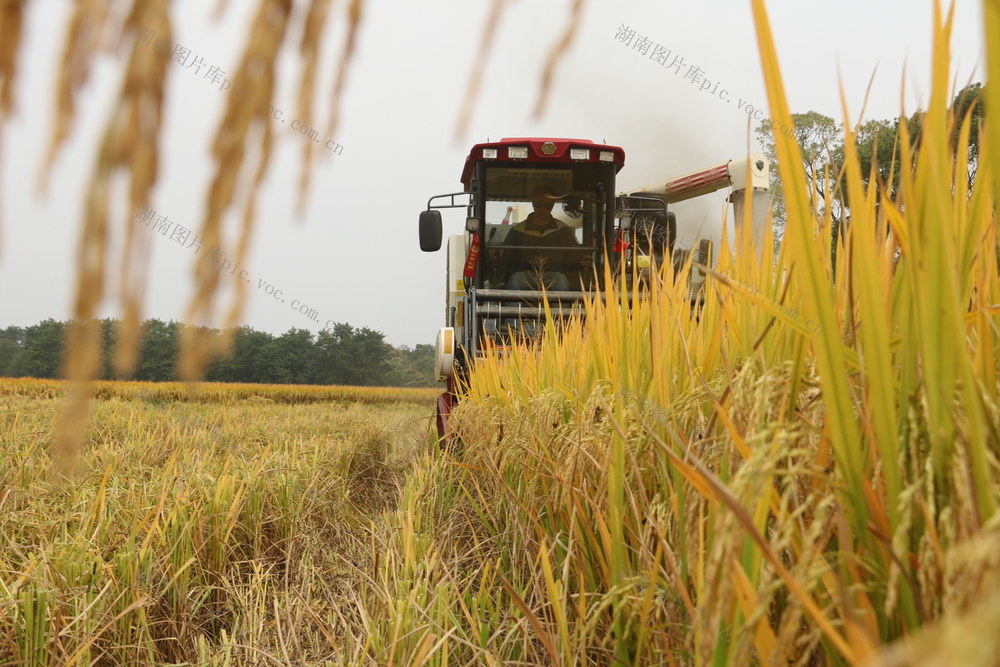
top-left (0, 377), bottom-right (438, 406)
top-left (4, 1), bottom-right (1000, 666)
top-left (359, 4), bottom-right (1000, 666)
top-left (0, 378), bottom-right (435, 665)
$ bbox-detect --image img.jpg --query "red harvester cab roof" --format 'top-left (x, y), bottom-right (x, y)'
top-left (460, 138), bottom-right (626, 190)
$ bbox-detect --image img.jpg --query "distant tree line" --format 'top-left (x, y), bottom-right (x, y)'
top-left (756, 82), bottom-right (983, 265)
top-left (0, 319), bottom-right (437, 387)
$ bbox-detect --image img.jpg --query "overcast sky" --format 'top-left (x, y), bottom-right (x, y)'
top-left (0, 0), bottom-right (985, 348)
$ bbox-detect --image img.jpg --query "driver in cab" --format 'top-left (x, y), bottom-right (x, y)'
top-left (501, 185), bottom-right (591, 291)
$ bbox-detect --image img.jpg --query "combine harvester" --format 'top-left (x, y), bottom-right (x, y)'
top-left (418, 138), bottom-right (770, 443)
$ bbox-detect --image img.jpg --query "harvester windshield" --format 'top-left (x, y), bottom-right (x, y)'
top-left (479, 164), bottom-right (612, 291)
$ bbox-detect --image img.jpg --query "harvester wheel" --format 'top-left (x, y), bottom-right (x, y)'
top-left (436, 375), bottom-right (458, 448)
top-left (435, 349), bottom-right (468, 449)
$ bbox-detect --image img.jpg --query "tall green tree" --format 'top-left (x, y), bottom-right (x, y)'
top-left (315, 322), bottom-right (391, 386)
top-left (21, 319), bottom-right (66, 378)
top-left (384, 343), bottom-right (437, 387)
top-left (0, 325), bottom-right (25, 346)
top-left (755, 82), bottom-right (982, 264)
top-left (756, 111), bottom-right (843, 251)
top-left (225, 327), bottom-right (279, 383)
top-left (0, 326), bottom-right (25, 376)
top-left (314, 323), bottom-right (351, 385)
top-left (136, 319), bottom-right (180, 381)
top-left (275, 329), bottom-right (316, 384)
top-left (0, 339), bottom-right (23, 376)
top-left (951, 82), bottom-right (983, 186)
top-left (2, 317), bottom-right (426, 387)
top-left (99, 318), bottom-right (118, 380)
top-left (347, 326), bottom-right (392, 386)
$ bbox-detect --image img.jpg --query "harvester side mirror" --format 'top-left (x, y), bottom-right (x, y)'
top-left (419, 210), bottom-right (443, 252)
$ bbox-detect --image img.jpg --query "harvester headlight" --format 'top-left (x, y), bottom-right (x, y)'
top-left (482, 148), bottom-right (498, 159)
top-left (570, 148), bottom-right (591, 161)
top-left (507, 146), bottom-right (528, 159)
top-left (599, 150), bottom-right (615, 162)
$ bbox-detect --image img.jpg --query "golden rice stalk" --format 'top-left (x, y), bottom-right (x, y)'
top-left (457, 0), bottom-right (589, 136)
top-left (985, 1), bottom-right (1000, 257)
top-left (836, 93), bottom-right (901, 526)
top-left (875, 585), bottom-right (1000, 666)
top-left (322, 0), bottom-right (361, 154)
top-left (295, 0), bottom-right (332, 215)
top-left (177, 0), bottom-right (294, 382)
top-left (0, 0), bottom-right (26, 255)
top-left (39, 0), bottom-right (114, 196)
top-left (114, 3), bottom-right (172, 379)
top-left (748, 0), bottom-right (864, 519)
top-left (454, 0), bottom-right (507, 140)
top-left (532, 0), bottom-right (585, 118)
top-left (55, 0), bottom-right (172, 479)
top-left (0, 0), bottom-right (25, 117)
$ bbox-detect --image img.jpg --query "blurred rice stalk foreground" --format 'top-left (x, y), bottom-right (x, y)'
top-left (0, 0), bottom-right (583, 477)
top-left (363, 2), bottom-right (1000, 665)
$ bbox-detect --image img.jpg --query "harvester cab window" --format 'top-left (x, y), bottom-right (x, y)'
top-left (481, 166), bottom-right (604, 291)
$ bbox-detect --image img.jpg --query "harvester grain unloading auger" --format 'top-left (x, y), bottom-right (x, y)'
top-left (418, 138), bottom-right (771, 445)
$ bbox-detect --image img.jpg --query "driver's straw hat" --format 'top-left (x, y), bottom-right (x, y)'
top-left (532, 185), bottom-right (566, 201)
